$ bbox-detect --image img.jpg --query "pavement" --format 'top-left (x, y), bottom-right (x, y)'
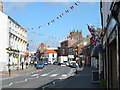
top-left (0, 65), bottom-right (35, 80)
top-left (0, 65), bottom-right (101, 89)
top-left (49, 66), bottom-right (101, 88)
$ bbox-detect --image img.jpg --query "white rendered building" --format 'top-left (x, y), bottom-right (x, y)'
top-left (0, 11), bottom-right (28, 71)
top-left (44, 49), bottom-right (57, 64)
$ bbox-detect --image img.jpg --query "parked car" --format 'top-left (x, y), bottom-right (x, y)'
top-left (36, 62), bottom-right (44, 69)
top-left (53, 61), bottom-right (58, 65)
top-left (44, 62), bottom-right (48, 65)
top-left (69, 63), bottom-right (77, 68)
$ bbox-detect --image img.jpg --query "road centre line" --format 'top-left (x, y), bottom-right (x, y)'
top-left (41, 74), bottom-right (48, 76)
top-left (15, 80), bottom-right (25, 84)
top-left (62, 74), bottom-right (67, 77)
top-left (31, 74), bottom-right (38, 76)
top-left (50, 74), bottom-right (58, 77)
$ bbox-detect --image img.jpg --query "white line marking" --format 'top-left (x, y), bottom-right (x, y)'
top-left (62, 74), bottom-right (67, 77)
top-left (50, 74), bottom-right (58, 77)
top-left (53, 82), bottom-right (55, 84)
top-left (41, 74), bottom-right (48, 76)
top-left (15, 80), bottom-right (24, 83)
top-left (25, 79), bottom-right (27, 81)
top-left (31, 74), bottom-right (38, 76)
top-left (9, 82), bottom-right (13, 86)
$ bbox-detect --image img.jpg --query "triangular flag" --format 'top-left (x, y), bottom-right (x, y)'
top-left (75, 3), bottom-right (78, 6)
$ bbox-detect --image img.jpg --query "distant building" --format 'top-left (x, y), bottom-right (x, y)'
top-left (57, 30), bottom-right (90, 64)
top-left (0, 11), bottom-right (28, 71)
top-left (44, 49), bottom-right (57, 64)
top-left (58, 30), bottom-right (82, 57)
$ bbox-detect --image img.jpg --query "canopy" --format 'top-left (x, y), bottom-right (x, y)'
top-left (91, 44), bottom-right (103, 57)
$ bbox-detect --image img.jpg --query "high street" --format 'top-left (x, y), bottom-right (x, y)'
top-left (1, 65), bottom-right (75, 89)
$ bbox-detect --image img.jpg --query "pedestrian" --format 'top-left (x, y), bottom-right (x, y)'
top-left (8, 63), bottom-right (11, 76)
top-left (34, 61), bottom-right (37, 67)
top-left (82, 60), bottom-right (85, 67)
top-left (26, 62), bottom-right (28, 69)
top-left (21, 61), bottom-right (24, 70)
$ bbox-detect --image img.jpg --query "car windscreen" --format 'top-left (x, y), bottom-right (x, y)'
top-left (38, 63), bottom-right (43, 65)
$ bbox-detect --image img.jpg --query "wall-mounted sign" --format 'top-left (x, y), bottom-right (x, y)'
top-left (107, 18), bottom-right (116, 37)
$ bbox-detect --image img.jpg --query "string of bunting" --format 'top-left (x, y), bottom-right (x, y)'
top-left (87, 24), bottom-right (99, 47)
top-left (28, 31), bottom-right (82, 40)
top-left (25, 1), bottom-right (80, 30)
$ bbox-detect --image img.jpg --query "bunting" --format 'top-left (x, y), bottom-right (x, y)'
top-left (25, 1), bottom-right (80, 30)
top-left (87, 24), bottom-right (99, 47)
top-left (29, 30), bottom-right (81, 40)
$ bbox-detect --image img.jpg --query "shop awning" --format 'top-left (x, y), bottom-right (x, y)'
top-left (91, 44), bottom-right (103, 57)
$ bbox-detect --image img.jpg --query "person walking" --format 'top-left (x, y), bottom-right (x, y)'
top-left (26, 62), bottom-right (28, 69)
top-left (21, 61), bottom-right (24, 70)
top-left (82, 60), bottom-right (85, 67)
top-left (8, 63), bottom-right (11, 76)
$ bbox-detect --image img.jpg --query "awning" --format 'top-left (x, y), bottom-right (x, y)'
top-left (91, 44), bottom-right (103, 57)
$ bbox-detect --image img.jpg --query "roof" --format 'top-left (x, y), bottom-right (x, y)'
top-left (44, 49), bottom-right (57, 54)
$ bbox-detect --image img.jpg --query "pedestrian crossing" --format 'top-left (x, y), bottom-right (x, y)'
top-left (50, 74), bottom-right (58, 77)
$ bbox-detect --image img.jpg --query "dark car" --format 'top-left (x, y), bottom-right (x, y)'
top-left (53, 61), bottom-right (58, 65)
top-left (44, 62), bottom-right (48, 65)
top-left (36, 62), bottom-right (44, 69)
top-left (69, 63), bottom-right (77, 68)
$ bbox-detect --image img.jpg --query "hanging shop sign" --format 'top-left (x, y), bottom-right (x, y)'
top-left (107, 18), bottom-right (117, 37)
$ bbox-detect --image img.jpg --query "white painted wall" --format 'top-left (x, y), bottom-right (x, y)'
top-left (0, 11), bottom-right (28, 71)
top-left (0, 11), bottom-right (9, 71)
top-left (44, 53), bottom-right (57, 64)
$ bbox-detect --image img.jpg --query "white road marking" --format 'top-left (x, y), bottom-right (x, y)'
top-left (53, 82), bottom-right (55, 84)
top-left (41, 74), bottom-right (48, 76)
top-left (25, 79), bottom-right (27, 81)
top-left (62, 74), bottom-right (67, 77)
top-left (31, 74), bottom-right (38, 77)
top-left (9, 82), bottom-right (13, 86)
top-left (15, 80), bottom-right (24, 83)
top-left (50, 74), bottom-right (58, 77)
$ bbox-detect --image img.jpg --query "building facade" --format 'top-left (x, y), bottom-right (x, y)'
top-left (0, 11), bottom-right (28, 71)
top-left (44, 49), bottom-right (57, 64)
top-left (100, 1), bottom-right (120, 88)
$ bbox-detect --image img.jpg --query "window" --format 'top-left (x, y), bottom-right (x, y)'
top-left (52, 54), bottom-right (54, 57)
